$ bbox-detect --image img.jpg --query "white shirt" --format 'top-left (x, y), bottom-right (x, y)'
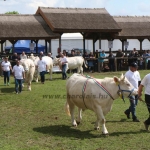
top-left (60, 57), bottom-right (67, 63)
top-left (20, 54), bottom-right (27, 59)
top-left (12, 65), bottom-right (25, 79)
top-left (1, 61), bottom-right (11, 71)
top-left (37, 60), bottom-right (47, 72)
top-left (125, 70), bottom-right (141, 89)
top-left (141, 73), bottom-right (150, 95)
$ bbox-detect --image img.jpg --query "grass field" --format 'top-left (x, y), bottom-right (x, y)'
top-left (0, 70), bottom-right (150, 150)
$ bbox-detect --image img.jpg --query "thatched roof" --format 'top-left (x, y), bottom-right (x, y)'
top-left (36, 7), bottom-right (121, 33)
top-left (0, 14), bottom-right (60, 40)
top-left (113, 16), bottom-right (150, 39)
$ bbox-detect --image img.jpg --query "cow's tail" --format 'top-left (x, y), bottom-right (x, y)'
top-left (65, 101), bottom-right (70, 116)
top-left (83, 57), bottom-right (88, 68)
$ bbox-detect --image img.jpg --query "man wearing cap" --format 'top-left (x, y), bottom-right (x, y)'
top-left (124, 62), bottom-right (141, 122)
top-left (1, 56), bottom-right (12, 85)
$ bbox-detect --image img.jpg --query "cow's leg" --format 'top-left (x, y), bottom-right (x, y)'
top-left (76, 108), bottom-right (82, 124)
top-left (80, 66), bottom-right (83, 74)
top-left (49, 68), bottom-right (52, 80)
top-left (28, 82), bottom-right (31, 91)
top-left (68, 100), bottom-right (77, 127)
top-left (94, 106), bottom-right (108, 134)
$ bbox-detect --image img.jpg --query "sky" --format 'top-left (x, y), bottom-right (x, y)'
top-left (1, 0), bottom-right (150, 38)
top-left (1, 0), bottom-right (150, 16)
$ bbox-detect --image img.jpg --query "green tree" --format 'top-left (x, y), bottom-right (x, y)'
top-left (5, 11), bottom-right (19, 14)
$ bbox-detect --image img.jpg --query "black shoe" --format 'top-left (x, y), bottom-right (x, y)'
top-left (133, 118), bottom-right (140, 122)
top-left (124, 111), bottom-right (130, 119)
top-left (143, 122), bottom-right (149, 131)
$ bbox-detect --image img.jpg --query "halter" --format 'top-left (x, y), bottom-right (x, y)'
top-left (116, 82), bottom-right (135, 103)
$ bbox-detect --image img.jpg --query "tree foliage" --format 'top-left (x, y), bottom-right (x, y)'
top-left (5, 11), bottom-right (19, 14)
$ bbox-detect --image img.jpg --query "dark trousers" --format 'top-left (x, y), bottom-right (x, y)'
top-left (15, 79), bottom-right (23, 93)
top-left (109, 63), bottom-right (115, 71)
top-left (40, 71), bottom-right (46, 83)
top-left (145, 94), bottom-right (150, 125)
top-left (125, 95), bottom-right (138, 119)
top-left (3, 71), bottom-right (10, 84)
top-left (62, 64), bottom-right (67, 79)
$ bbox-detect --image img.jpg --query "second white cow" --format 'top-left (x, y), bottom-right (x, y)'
top-left (33, 56), bottom-right (53, 82)
top-left (53, 56), bottom-right (87, 74)
top-left (20, 59), bottom-right (35, 91)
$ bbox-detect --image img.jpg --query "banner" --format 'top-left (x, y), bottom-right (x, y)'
top-left (30, 43), bottom-right (35, 51)
top-left (108, 41), bottom-right (113, 48)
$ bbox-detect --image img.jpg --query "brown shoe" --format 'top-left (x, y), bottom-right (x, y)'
top-left (144, 122), bottom-right (149, 131)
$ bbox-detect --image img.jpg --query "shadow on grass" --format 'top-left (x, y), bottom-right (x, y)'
top-left (109, 129), bottom-right (148, 136)
top-left (1, 87), bottom-right (14, 93)
top-left (33, 124), bottom-right (147, 138)
top-left (33, 125), bottom-right (95, 139)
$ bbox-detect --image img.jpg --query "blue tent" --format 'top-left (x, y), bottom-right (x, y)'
top-left (5, 40), bottom-right (45, 53)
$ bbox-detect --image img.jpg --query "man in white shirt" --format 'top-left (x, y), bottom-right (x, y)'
top-left (12, 59), bottom-right (25, 94)
top-left (36, 56), bottom-right (48, 84)
top-left (124, 62), bottom-right (141, 122)
top-left (60, 53), bottom-right (68, 80)
top-left (1, 56), bottom-right (12, 85)
top-left (20, 51), bottom-right (27, 59)
top-left (138, 74), bottom-right (150, 131)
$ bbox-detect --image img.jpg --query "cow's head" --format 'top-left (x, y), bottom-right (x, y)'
top-left (53, 57), bottom-right (61, 66)
top-left (114, 74), bottom-right (138, 98)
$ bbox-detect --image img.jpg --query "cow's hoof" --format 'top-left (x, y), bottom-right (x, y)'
top-left (102, 132), bottom-right (109, 136)
top-left (94, 127), bottom-right (100, 130)
top-left (72, 124), bottom-right (77, 127)
top-left (76, 121), bottom-right (80, 125)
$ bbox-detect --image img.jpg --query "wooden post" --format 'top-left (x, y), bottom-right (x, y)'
top-left (45, 40), bottom-right (47, 53)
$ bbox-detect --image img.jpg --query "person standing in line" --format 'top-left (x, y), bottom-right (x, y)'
top-left (12, 59), bottom-right (25, 94)
top-left (60, 53), bottom-right (68, 80)
top-left (138, 73), bottom-right (150, 131)
top-left (1, 56), bottom-right (12, 85)
top-left (124, 62), bottom-right (141, 122)
top-left (36, 56), bottom-right (48, 84)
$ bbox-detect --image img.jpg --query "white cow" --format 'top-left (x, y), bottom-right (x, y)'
top-left (53, 56), bottom-right (87, 74)
top-left (20, 59), bottom-right (35, 91)
top-left (32, 56), bottom-right (53, 82)
top-left (65, 73), bottom-right (138, 135)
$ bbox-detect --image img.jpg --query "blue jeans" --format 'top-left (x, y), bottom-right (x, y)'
top-left (15, 79), bottom-right (23, 93)
top-left (40, 71), bottom-right (46, 83)
top-left (3, 71), bottom-right (10, 84)
top-left (62, 64), bottom-right (67, 79)
top-left (125, 95), bottom-right (138, 119)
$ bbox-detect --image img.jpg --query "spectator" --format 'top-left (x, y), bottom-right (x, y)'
top-left (20, 51), bottom-right (27, 59)
top-left (147, 50), bottom-right (150, 69)
top-left (56, 52), bottom-right (62, 58)
top-left (94, 50), bottom-right (99, 72)
top-left (47, 53), bottom-right (53, 59)
top-left (116, 49), bottom-right (124, 71)
top-left (63, 50), bottom-right (68, 57)
top-left (108, 52), bottom-right (115, 72)
top-left (103, 63), bottom-right (110, 72)
top-left (11, 53), bottom-right (19, 68)
top-left (88, 52), bottom-right (95, 72)
top-left (98, 50), bottom-right (106, 72)
top-left (69, 50), bottom-right (75, 57)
